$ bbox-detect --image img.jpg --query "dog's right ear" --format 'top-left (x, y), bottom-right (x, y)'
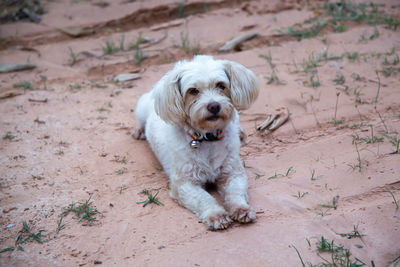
top-left (153, 67), bottom-right (186, 125)
top-left (222, 60), bottom-right (259, 110)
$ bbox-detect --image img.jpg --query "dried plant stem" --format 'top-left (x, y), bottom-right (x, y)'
top-left (287, 108), bottom-right (299, 134)
top-left (311, 100), bottom-right (321, 128)
top-left (334, 92), bottom-right (340, 121)
top-left (374, 106), bottom-right (389, 133)
top-left (375, 71), bottom-right (381, 104)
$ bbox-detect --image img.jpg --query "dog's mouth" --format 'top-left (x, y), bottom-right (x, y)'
top-left (206, 115), bottom-right (220, 121)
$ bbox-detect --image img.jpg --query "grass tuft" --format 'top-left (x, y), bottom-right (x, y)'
top-left (119, 186), bottom-right (128, 194)
top-left (292, 235), bottom-right (366, 267)
top-left (69, 47), bottom-right (78, 66)
top-left (116, 167), bottom-right (128, 175)
top-left (56, 216), bottom-right (65, 234)
top-left (319, 196), bottom-right (339, 210)
top-left (309, 70), bottom-right (321, 88)
top-left (339, 225), bottom-right (365, 239)
top-left (176, 0), bottom-right (187, 18)
top-left (133, 49), bottom-right (147, 66)
top-left (62, 195), bottom-right (100, 222)
top-left (15, 221), bottom-right (44, 251)
top-left (3, 132), bottom-right (17, 140)
top-left (333, 72), bottom-right (346, 85)
top-left (103, 39), bottom-right (120, 55)
top-left (310, 169), bottom-right (323, 180)
top-left (276, 0), bottom-right (400, 43)
top-left (316, 236), bottom-right (365, 266)
top-left (13, 81), bottom-right (33, 90)
top-left (345, 51), bottom-right (359, 61)
top-left (111, 155), bottom-right (127, 164)
top-left (268, 166), bottom-right (294, 179)
top-left (255, 173), bottom-right (265, 179)
top-left (348, 141), bottom-right (364, 172)
top-left (0, 247), bottom-right (15, 253)
top-left (360, 125), bottom-right (383, 144)
top-left (293, 191), bottom-right (309, 199)
top-left (260, 52), bottom-right (285, 85)
top-left (177, 32), bottom-right (201, 55)
top-left (136, 189), bottom-right (164, 207)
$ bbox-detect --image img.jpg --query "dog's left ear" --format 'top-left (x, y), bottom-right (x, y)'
top-left (153, 66), bottom-right (186, 125)
top-left (222, 60), bottom-right (259, 110)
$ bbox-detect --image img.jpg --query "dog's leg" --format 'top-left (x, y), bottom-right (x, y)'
top-left (218, 163), bottom-right (256, 223)
top-left (132, 92), bottom-right (153, 140)
top-left (170, 181), bottom-right (232, 230)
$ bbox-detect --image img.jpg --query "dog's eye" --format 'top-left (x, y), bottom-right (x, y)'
top-left (216, 82), bottom-right (226, 90)
top-left (188, 88), bottom-right (199, 95)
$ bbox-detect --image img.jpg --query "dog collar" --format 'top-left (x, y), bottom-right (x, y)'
top-left (189, 130), bottom-right (223, 149)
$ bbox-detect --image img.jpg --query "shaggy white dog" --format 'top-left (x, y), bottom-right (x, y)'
top-left (133, 55), bottom-right (259, 230)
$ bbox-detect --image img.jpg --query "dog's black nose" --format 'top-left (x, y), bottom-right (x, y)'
top-left (207, 102), bottom-right (221, 114)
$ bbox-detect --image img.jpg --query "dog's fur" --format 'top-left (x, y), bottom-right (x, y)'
top-left (133, 55), bottom-right (259, 230)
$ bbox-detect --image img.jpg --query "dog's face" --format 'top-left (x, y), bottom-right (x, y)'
top-left (154, 56), bottom-right (259, 133)
top-left (180, 63), bottom-right (234, 133)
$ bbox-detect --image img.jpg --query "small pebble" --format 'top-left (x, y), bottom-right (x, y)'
top-left (113, 73), bottom-right (141, 83)
top-left (40, 210), bottom-right (49, 216)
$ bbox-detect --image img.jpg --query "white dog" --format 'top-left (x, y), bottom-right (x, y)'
top-left (133, 55), bottom-right (259, 230)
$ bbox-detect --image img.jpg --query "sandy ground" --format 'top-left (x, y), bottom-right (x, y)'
top-left (1, 0), bottom-right (400, 266)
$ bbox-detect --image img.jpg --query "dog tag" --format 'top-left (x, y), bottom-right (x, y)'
top-left (190, 140), bottom-right (201, 149)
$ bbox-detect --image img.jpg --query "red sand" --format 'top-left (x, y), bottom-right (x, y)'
top-left (1, 0), bottom-right (399, 266)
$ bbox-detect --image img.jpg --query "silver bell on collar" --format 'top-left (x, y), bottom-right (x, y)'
top-left (190, 140), bottom-right (201, 149)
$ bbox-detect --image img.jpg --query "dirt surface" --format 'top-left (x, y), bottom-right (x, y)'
top-left (1, 0), bottom-right (400, 266)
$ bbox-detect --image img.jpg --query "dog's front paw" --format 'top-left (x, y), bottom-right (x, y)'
top-left (205, 211), bottom-right (232, 230)
top-left (131, 128), bottom-right (145, 140)
top-left (239, 128), bottom-right (247, 143)
top-left (230, 206), bottom-right (256, 223)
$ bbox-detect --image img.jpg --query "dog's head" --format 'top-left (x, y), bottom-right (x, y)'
top-left (153, 55), bottom-right (259, 133)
